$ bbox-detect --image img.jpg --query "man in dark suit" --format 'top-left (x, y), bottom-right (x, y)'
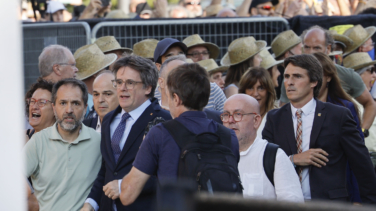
top-left (81, 56), bottom-right (171, 211)
top-left (262, 54), bottom-right (376, 203)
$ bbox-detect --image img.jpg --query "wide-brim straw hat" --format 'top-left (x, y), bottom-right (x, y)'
top-left (74, 44), bottom-right (117, 80)
top-left (183, 34), bottom-right (220, 60)
top-left (329, 30), bottom-right (353, 52)
top-left (271, 30), bottom-right (301, 59)
top-left (343, 25), bottom-right (376, 56)
top-left (259, 49), bottom-right (284, 70)
top-left (94, 36), bottom-right (133, 55)
top-left (197, 59), bottom-right (229, 74)
top-left (132, 39), bottom-right (159, 59)
top-left (328, 51), bottom-right (343, 56)
top-left (220, 36), bottom-right (266, 66)
top-left (343, 52), bottom-right (376, 70)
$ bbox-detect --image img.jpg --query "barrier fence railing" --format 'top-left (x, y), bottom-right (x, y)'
top-left (91, 17), bottom-right (290, 63)
top-left (23, 22), bottom-right (91, 93)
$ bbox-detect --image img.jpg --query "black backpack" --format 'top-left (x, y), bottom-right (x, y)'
top-left (263, 143), bottom-right (279, 186)
top-left (162, 119), bottom-right (243, 194)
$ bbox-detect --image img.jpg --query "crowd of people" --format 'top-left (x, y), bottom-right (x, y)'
top-left (21, 0), bottom-right (376, 22)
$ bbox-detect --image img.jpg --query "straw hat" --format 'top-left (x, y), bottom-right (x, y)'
top-left (343, 25), bottom-right (376, 56)
top-left (328, 51), bottom-right (343, 56)
top-left (183, 34), bottom-right (220, 60)
top-left (271, 30), bottom-right (302, 59)
top-left (220, 37), bottom-right (266, 66)
top-left (132, 39), bottom-right (159, 59)
top-left (197, 59), bottom-right (229, 74)
top-left (343, 52), bottom-right (376, 70)
top-left (186, 58), bottom-right (194, 63)
top-left (259, 49), bottom-right (284, 70)
top-left (329, 30), bottom-right (353, 52)
top-left (94, 36), bottom-right (133, 55)
top-left (205, 4), bottom-right (223, 17)
top-left (74, 44), bottom-right (117, 80)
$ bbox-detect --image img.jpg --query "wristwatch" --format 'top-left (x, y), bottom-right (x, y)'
top-left (362, 128), bottom-right (369, 138)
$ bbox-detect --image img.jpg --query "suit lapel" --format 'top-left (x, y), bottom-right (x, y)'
top-left (309, 100), bottom-right (326, 148)
top-left (285, 105), bottom-right (298, 154)
top-left (106, 106), bottom-right (123, 166)
top-left (116, 100), bottom-right (160, 167)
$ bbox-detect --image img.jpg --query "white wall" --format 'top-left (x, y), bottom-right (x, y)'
top-left (0, 1), bottom-right (26, 210)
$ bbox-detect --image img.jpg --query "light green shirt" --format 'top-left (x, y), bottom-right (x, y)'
top-left (24, 123), bottom-right (101, 211)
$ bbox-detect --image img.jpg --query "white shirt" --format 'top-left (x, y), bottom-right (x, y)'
top-left (290, 98), bottom-right (316, 200)
top-left (86, 99), bottom-right (151, 211)
top-left (257, 113), bottom-right (268, 138)
top-left (239, 136), bottom-right (304, 202)
top-left (96, 117), bottom-right (101, 133)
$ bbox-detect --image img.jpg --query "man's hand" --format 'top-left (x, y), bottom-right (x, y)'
top-left (80, 203), bottom-right (94, 211)
top-left (104, 180), bottom-right (120, 200)
top-left (293, 148), bottom-right (329, 167)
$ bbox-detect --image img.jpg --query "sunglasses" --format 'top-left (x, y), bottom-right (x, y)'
top-left (185, 1), bottom-right (201, 5)
top-left (367, 67), bottom-right (376, 74)
top-left (257, 5), bottom-right (274, 11)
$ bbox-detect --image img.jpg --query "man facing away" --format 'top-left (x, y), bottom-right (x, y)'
top-left (262, 54), bottom-right (376, 203)
top-left (24, 78), bottom-right (102, 211)
top-left (223, 94), bottom-right (304, 202)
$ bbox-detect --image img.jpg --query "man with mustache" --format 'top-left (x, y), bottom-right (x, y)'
top-left (262, 54), bottom-right (376, 203)
top-left (23, 78), bottom-right (102, 211)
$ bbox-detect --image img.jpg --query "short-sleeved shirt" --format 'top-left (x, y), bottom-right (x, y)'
top-left (133, 111), bottom-right (239, 180)
top-left (280, 64), bottom-right (366, 103)
top-left (24, 123), bottom-right (102, 211)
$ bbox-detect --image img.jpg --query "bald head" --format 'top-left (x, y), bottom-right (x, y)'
top-left (225, 94), bottom-right (260, 114)
top-left (303, 27), bottom-right (333, 55)
top-left (160, 55), bottom-right (187, 79)
top-left (216, 8), bottom-right (237, 17)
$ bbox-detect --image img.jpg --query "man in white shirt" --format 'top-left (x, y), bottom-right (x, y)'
top-left (222, 94), bottom-right (304, 202)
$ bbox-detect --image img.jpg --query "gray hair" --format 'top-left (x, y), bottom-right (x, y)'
top-left (356, 65), bottom-right (373, 75)
top-left (38, 45), bottom-right (72, 77)
top-left (303, 25), bottom-right (335, 48)
top-left (160, 54), bottom-right (187, 78)
top-left (169, 5), bottom-right (189, 17)
top-left (51, 78), bottom-right (88, 106)
top-left (113, 55), bottom-right (158, 98)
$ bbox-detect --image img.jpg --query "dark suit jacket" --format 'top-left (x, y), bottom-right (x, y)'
top-left (87, 98), bottom-right (171, 211)
top-left (83, 115), bottom-right (98, 130)
top-left (262, 100), bottom-right (376, 203)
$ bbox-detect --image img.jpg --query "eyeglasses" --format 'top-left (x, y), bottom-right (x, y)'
top-left (112, 79), bottom-right (143, 90)
top-left (28, 98), bottom-right (51, 107)
top-left (185, 1), bottom-right (201, 5)
top-left (220, 112), bottom-right (258, 122)
top-left (58, 63), bottom-right (76, 67)
top-left (367, 67), bottom-right (376, 74)
top-left (257, 5), bottom-right (274, 11)
top-left (186, 51), bottom-right (210, 58)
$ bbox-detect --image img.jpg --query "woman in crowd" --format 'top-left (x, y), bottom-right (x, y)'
top-left (238, 67), bottom-right (277, 137)
top-left (313, 52), bottom-right (363, 203)
top-left (25, 78), bottom-right (55, 141)
top-left (221, 36), bottom-right (266, 98)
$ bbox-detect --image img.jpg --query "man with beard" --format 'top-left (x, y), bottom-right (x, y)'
top-left (23, 78), bottom-right (102, 211)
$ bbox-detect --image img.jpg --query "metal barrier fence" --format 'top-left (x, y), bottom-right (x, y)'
top-left (91, 17), bottom-right (290, 63)
top-left (23, 22), bottom-right (91, 93)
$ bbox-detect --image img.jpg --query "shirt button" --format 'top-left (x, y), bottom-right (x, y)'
top-left (114, 172), bottom-right (118, 176)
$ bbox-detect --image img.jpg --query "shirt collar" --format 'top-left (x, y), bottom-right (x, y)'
top-left (290, 98), bottom-right (316, 118)
top-left (49, 122), bottom-right (90, 144)
top-left (96, 117), bottom-right (101, 130)
top-left (240, 136), bottom-right (261, 156)
top-left (121, 99), bottom-right (151, 121)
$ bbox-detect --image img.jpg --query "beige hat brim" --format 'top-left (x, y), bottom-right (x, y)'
top-left (77, 54), bottom-right (117, 80)
top-left (208, 66), bottom-right (229, 74)
top-left (344, 27), bottom-right (376, 56)
top-left (351, 60), bottom-right (376, 71)
top-left (188, 43), bottom-right (220, 60)
top-left (274, 39), bottom-right (302, 59)
top-left (103, 47), bottom-right (133, 54)
top-left (328, 51), bottom-right (343, 56)
top-left (220, 41), bottom-right (267, 66)
top-left (263, 60), bottom-right (284, 70)
top-left (332, 34), bottom-right (353, 49)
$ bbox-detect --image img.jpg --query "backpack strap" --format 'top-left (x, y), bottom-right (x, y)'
top-left (263, 143), bottom-right (279, 186)
top-left (215, 124), bottom-right (232, 149)
top-left (162, 119), bottom-right (195, 149)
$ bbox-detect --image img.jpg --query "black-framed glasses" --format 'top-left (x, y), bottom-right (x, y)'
top-left (367, 67), bottom-right (376, 74)
top-left (185, 1), bottom-right (201, 5)
top-left (220, 112), bottom-right (259, 122)
top-left (28, 98), bottom-right (52, 107)
top-left (112, 79), bottom-right (143, 90)
top-left (57, 63), bottom-right (76, 67)
top-left (186, 51), bottom-right (210, 58)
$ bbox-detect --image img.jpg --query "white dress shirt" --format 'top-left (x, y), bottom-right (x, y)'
top-left (86, 99), bottom-right (151, 211)
top-left (96, 117), bottom-right (101, 133)
top-left (290, 98), bottom-right (316, 200)
top-left (239, 136), bottom-right (304, 202)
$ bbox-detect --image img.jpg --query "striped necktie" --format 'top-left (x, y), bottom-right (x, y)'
top-left (296, 109), bottom-right (303, 182)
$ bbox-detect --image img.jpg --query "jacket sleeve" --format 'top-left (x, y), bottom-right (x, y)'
top-left (87, 156), bottom-right (106, 206)
top-left (339, 108), bottom-right (376, 204)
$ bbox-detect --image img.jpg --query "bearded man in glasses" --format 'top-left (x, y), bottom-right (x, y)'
top-left (179, 0), bottom-right (203, 17)
top-left (249, 0), bottom-right (278, 17)
top-left (81, 55), bottom-right (171, 211)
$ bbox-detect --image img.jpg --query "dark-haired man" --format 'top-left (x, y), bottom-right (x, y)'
top-left (249, 0), bottom-right (278, 17)
top-left (24, 78), bottom-right (102, 211)
top-left (82, 56), bottom-right (171, 211)
top-left (262, 54), bottom-right (376, 203)
top-left (119, 63), bottom-right (239, 206)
